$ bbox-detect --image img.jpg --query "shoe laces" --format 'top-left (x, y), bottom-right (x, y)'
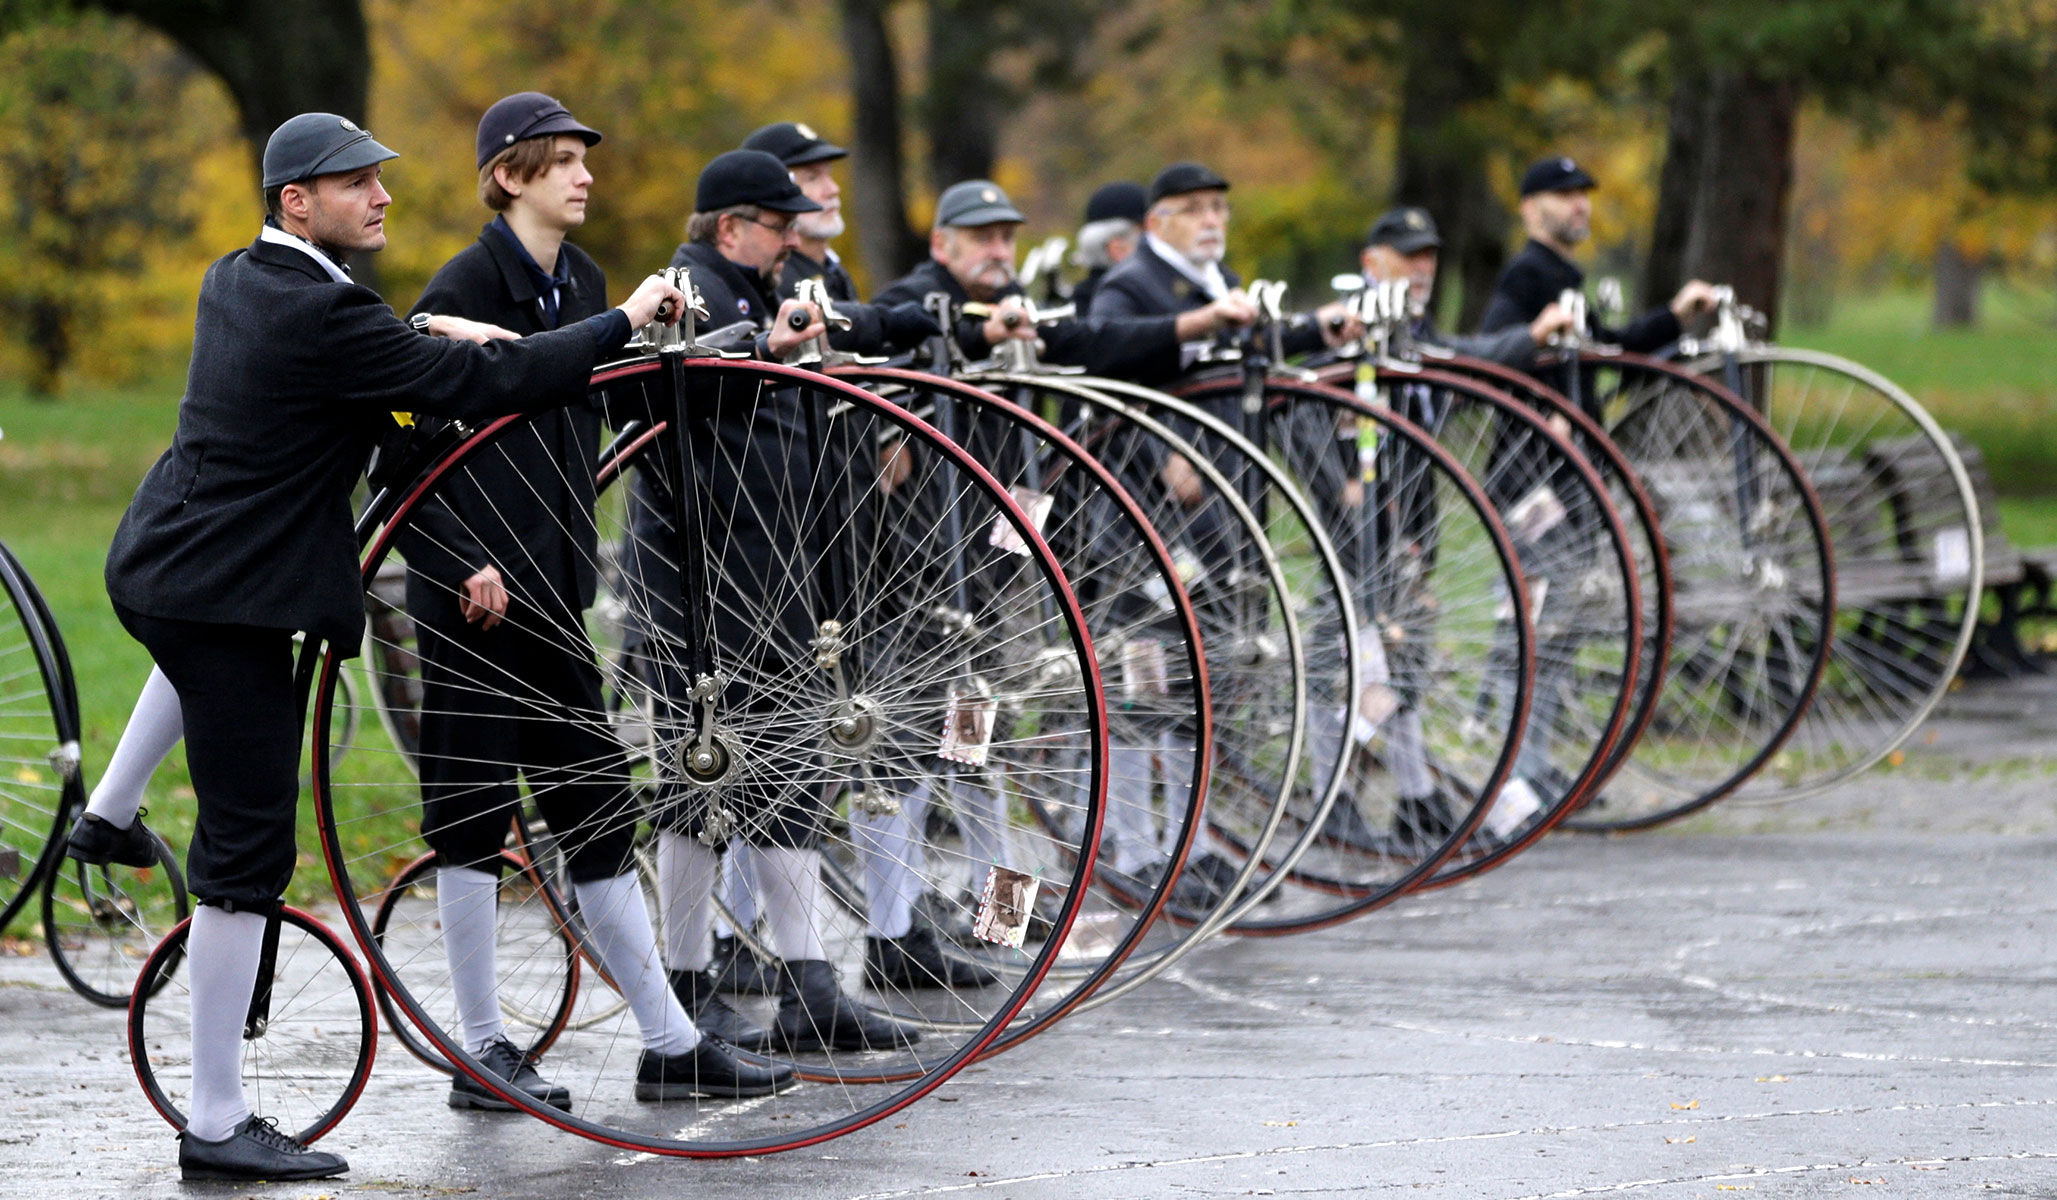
top-left (481, 1036), bottom-right (540, 1077)
top-left (241, 1115), bottom-right (312, 1156)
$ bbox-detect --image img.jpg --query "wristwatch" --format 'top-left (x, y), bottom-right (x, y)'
top-left (410, 312), bottom-right (435, 335)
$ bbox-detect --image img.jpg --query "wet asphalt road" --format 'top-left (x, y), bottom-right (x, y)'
top-left (5, 680), bottom-right (2056, 1198)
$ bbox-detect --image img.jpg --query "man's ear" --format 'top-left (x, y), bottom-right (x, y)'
top-left (493, 162), bottom-right (522, 200)
top-left (929, 227), bottom-right (950, 261)
top-left (280, 180), bottom-right (315, 220)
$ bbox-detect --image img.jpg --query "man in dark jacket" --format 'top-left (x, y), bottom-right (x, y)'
top-left (1361, 206), bottom-right (1572, 370)
top-left (1478, 155), bottom-right (1716, 352)
top-left (1070, 180), bottom-right (1146, 316)
top-left (91, 111), bottom-right (690, 1182)
top-left (873, 178), bottom-right (1253, 383)
top-left (1091, 162), bottom-right (1357, 363)
top-left (400, 92), bottom-right (794, 1111)
top-left (637, 149), bottom-right (920, 1053)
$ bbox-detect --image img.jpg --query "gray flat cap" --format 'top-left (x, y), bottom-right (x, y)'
top-left (263, 113), bottom-right (398, 189)
top-left (935, 180), bottom-right (1023, 228)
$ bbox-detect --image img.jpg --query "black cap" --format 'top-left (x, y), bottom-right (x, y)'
top-left (262, 113), bottom-right (398, 189)
top-left (475, 92), bottom-right (602, 171)
top-left (742, 121), bottom-right (847, 167)
top-left (1519, 155), bottom-right (1597, 197)
top-left (1146, 162), bottom-right (1230, 208)
top-left (1366, 207), bottom-right (1442, 254)
top-left (1084, 181), bottom-right (1147, 224)
top-left (694, 149), bottom-right (823, 214)
top-left (934, 179), bottom-right (1024, 227)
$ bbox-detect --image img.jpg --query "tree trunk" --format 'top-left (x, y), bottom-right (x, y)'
top-left (922, 0), bottom-right (1003, 190)
top-left (95, 0), bottom-right (380, 291)
top-left (1391, 18), bottom-right (1506, 330)
top-left (1931, 240), bottom-right (1981, 329)
top-left (1679, 68), bottom-right (1798, 334)
top-left (840, 0), bottom-right (927, 283)
top-left (1640, 73), bottom-right (1705, 313)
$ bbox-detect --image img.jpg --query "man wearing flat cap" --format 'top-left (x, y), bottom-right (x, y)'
top-left (632, 150), bottom-right (924, 1057)
top-left (1070, 180), bottom-right (1147, 315)
top-left (1479, 155), bottom-right (1716, 352)
top-left (873, 177), bottom-right (1249, 382)
top-left (741, 121), bottom-right (939, 352)
top-left (94, 109), bottom-right (686, 1182)
top-left (1362, 206), bottom-right (1572, 369)
top-left (1092, 162), bottom-right (1358, 360)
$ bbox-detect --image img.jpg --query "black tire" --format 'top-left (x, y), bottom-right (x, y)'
top-left (0, 540), bottom-right (83, 935)
top-left (42, 827), bottom-right (188, 1007)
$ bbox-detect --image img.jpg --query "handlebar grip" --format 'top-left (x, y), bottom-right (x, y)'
top-left (1001, 312), bottom-right (1023, 330)
top-left (1326, 313), bottom-right (1346, 333)
top-left (655, 299), bottom-right (675, 323)
top-left (789, 310), bottom-right (812, 330)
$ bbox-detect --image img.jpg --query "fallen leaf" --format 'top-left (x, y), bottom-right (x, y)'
top-left (1716, 1187), bottom-right (1754, 1192)
top-left (1670, 1100), bottom-right (1701, 1110)
top-left (1261, 1120), bottom-right (1298, 1127)
top-left (1886, 750), bottom-right (1906, 767)
top-left (1663, 1136), bottom-right (1695, 1144)
top-left (1848, 1178), bottom-right (1884, 1185)
top-left (1754, 1075), bottom-right (1790, 1083)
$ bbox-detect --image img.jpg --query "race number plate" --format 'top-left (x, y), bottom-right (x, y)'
top-left (938, 689), bottom-right (996, 766)
top-left (988, 487), bottom-right (1055, 557)
top-left (973, 865), bottom-right (1041, 950)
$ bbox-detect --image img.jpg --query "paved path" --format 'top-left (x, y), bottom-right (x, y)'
top-left (6, 679), bottom-right (2056, 1198)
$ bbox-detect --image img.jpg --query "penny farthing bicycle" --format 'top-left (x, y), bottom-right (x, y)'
top-left (304, 278), bottom-right (1110, 1155)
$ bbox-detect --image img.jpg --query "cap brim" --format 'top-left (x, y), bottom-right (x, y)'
top-left (758, 193), bottom-right (826, 214)
top-left (526, 115), bottom-right (603, 147)
top-left (944, 204), bottom-right (1025, 227)
top-left (313, 137), bottom-right (400, 180)
top-left (785, 143), bottom-right (847, 166)
top-left (1378, 232), bottom-right (1441, 253)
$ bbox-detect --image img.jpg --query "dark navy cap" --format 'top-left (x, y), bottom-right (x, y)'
top-left (1519, 155), bottom-right (1597, 197)
top-left (694, 149), bottom-right (823, 214)
top-left (934, 179), bottom-right (1024, 227)
top-left (1146, 162), bottom-right (1230, 207)
top-left (262, 113), bottom-right (398, 189)
top-left (742, 121), bottom-right (847, 167)
top-left (476, 92), bottom-right (601, 171)
top-left (1366, 207), bottom-right (1441, 253)
top-left (1084, 181), bottom-right (1147, 224)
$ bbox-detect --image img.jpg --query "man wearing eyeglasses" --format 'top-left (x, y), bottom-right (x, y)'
top-left (1090, 163), bottom-right (1358, 361)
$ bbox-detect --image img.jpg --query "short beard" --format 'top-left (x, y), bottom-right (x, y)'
top-left (1545, 215), bottom-right (1588, 248)
top-left (797, 210), bottom-right (844, 241)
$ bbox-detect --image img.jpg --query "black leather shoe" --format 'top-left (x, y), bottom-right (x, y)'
top-left (635, 1036), bottom-right (794, 1100)
top-left (670, 968), bottom-right (773, 1052)
top-left (774, 959), bottom-right (920, 1052)
top-left (65, 809), bottom-right (158, 869)
top-left (1167, 851), bottom-right (1242, 912)
top-left (1316, 799), bottom-right (1383, 854)
top-left (448, 1036), bottom-right (571, 1112)
top-left (178, 1115), bottom-right (348, 1182)
top-left (708, 934), bottom-right (778, 995)
top-left (1391, 791), bottom-right (1459, 852)
top-left (864, 926), bottom-right (1000, 991)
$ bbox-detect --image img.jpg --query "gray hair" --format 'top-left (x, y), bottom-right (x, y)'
top-left (1071, 217), bottom-right (1138, 270)
top-left (686, 204), bottom-right (762, 245)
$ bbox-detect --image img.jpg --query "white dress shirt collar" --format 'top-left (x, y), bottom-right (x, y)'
top-left (1146, 232), bottom-right (1229, 301)
top-left (258, 223), bottom-right (353, 285)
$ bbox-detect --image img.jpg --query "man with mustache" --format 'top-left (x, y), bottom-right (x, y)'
top-left (872, 178), bottom-right (1252, 381)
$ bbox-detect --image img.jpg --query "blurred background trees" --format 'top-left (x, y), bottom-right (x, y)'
top-left (0, 0), bottom-right (2052, 395)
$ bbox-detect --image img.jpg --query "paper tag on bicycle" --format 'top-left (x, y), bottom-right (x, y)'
top-left (1123, 638), bottom-right (1169, 698)
top-left (1932, 526), bottom-right (1971, 585)
top-left (1169, 543), bottom-right (1206, 585)
top-left (988, 487), bottom-right (1054, 557)
top-left (1353, 632), bottom-right (1396, 743)
top-left (938, 689), bottom-right (996, 765)
top-left (1507, 484), bottom-right (1566, 544)
top-left (973, 865), bottom-right (1040, 950)
top-left (1482, 775), bottom-right (1544, 840)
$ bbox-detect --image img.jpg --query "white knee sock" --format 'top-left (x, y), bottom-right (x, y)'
top-left (852, 780), bottom-right (928, 939)
top-left (1106, 740), bottom-right (1159, 875)
top-left (719, 838), bottom-right (760, 934)
top-left (436, 866), bottom-right (505, 1054)
top-left (755, 846), bottom-right (828, 963)
top-left (1156, 733), bottom-right (1198, 857)
top-left (952, 769), bottom-right (1012, 893)
top-left (572, 873), bottom-right (697, 1055)
top-left (185, 905), bottom-right (265, 1143)
top-left (87, 667), bottom-right (184, 828)
top-left (656, 832), bottom-right (718, 973)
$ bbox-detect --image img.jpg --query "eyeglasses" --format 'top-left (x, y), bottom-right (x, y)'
top-left (732, 212), bottom-right (796, 237)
